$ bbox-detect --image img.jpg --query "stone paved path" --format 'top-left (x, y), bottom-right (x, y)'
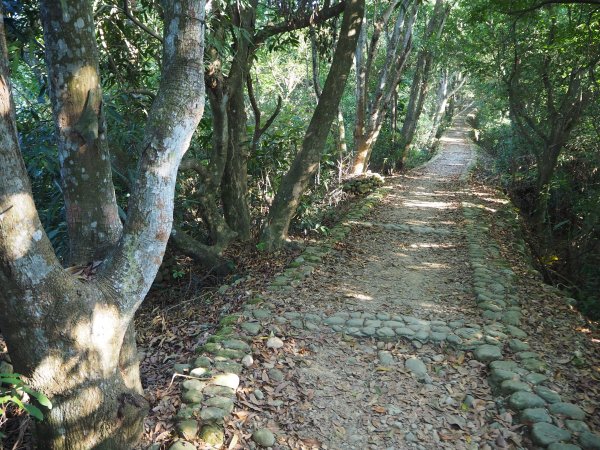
top-left (168, 118), bottom-right (600, 450)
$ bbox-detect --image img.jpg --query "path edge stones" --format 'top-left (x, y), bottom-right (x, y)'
top-left (166, 185), bottom-right (388, 449)
top-left (462, 175), bottom-right (599, 449)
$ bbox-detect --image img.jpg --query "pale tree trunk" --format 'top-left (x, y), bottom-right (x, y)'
top-left (427, 70), bottom-right (466, 147)
top-left (0, 1), bottom-right (206, 448)
top-left (261, 0), bottom-right (365, 249)
top-left (351, 0), bottom-right (418, 174)
top-left (40, 0), bottom-right (121, 265)
top-left (396, 0), bottom-right (451, 168)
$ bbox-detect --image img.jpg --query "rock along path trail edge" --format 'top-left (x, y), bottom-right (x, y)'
top-left (168, 117), bottom-right (600, 450)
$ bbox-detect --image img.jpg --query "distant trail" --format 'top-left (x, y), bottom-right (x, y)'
top-left (170, 116), bottom-right (600, 449)
top-left (234, 118), bottom-right (492, 449)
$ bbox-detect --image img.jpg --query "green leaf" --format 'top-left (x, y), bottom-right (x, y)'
top-left (23, 403), bottom-right (44, 421)
top-left (23, 387), bottom-right (53, 408)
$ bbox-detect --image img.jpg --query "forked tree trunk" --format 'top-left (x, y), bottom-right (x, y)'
top-left (261, 0), bottom-right (365, 249)
top-left (351, 0), bottom-right (418, 174)
top-left (396, 0), bottom-right (450, 168)
top-left (0, 1), bottom-right (206, 448)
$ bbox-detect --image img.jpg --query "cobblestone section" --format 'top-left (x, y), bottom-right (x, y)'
top-left (162, 119), bottom-right (600, 450)
top-left (463, 203), bottom-right (600, 450)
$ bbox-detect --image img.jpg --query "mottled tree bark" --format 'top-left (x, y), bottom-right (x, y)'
top-left (0, 1), bottom-right (206, 448)
top-left (261, 0), bottom-right (365, 248)
top-left (40, 0), bottom-right (122, 265)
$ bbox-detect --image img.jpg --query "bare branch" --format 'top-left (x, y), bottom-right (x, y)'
top-left (254, 2), bottom-right (345, 45)
top-left (122, 0), bottom-right (163, 42)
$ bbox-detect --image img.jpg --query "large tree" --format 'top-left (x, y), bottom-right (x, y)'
top-left (351, 0), bottom-right (419, 174)
top-left (0, 0), bottom-right (206, 448)
top-left (261, 0), bottom-right (366, 248)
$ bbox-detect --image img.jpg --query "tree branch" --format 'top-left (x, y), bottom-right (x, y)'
top-left (247, 75), bottom-right (283, 154)
top-left (122, 0), bottom-right (163, 42)
top-left (254, 2), bottom-right (345, 45)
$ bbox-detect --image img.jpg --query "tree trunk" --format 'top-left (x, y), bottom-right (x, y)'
top-left (396, 52), bottom-right (433, 168)
top-left (396, 0), bottom-right (450, 168)
top-left (0, 1), bottom-right (206, 448)
top-left (261, 0), bottom-right (365, 248)
top-left (40, 0), bottom-right (122, 265)
top-left (351, 0), bottom-right (418, 174)
top-left (219, 1), bottom-right (257, 241)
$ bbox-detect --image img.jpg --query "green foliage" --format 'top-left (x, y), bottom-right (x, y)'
top-left (0, 373), bottom-right (52, 431)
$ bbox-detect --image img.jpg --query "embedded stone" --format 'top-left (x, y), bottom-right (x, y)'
top-left (505, 325), bottom-right (527, 339)
top-left (474, 344), bottom-right (502, 362)
top-left (183, 378), bottom-right (205, 392)
top-left (193, 356), bottom-right (213, 368)
top-left (395, 327), bottom-right (416, 337)
top-left (252, 428), bottom-right (276, 447)
top-left (383, 320), bottom-right (404, 328)
top-left (324, 316), bottom-right (346, 326)
top-left (346, 318), bottom-right (364, 327)
top-left (516, 351), bottom-right (540, 360)
top-left (212, 373), bottom-right (239, 390)
top-left (200, 425), bottom-right (225, 448)
top-left (565, 420), bottom-right (590, 433)
top-left (222, 339), bottom-right (251, 352)
top-left (203, 396), bottom-right (234, 412)
top-left (521, 408), bottom-right (552, 424)
top-left (413, 329), bottom-right (430, 342)
top-left (500, 380), bottom-right (531, 395)
top-left (177, 420), bottom-right (198, 440)
top-left (190, 367), bottom-right (210, 377)
top-left (241, 322), bottom-right (261, 335)
top-left (490, 368), bottom-right (518, 385)
top-left (522, 358), bottom-right (547, 373)
top-left (252, 309), bottom-right (271, 319)
top-left (199, 407), bottom-right (227, 421)
top-left (531, 422), bottom-right (571, 447)
top-left (169, 441), bottom-right (196, 450)
top-left (549, 402), bottom-right (586, 420)
top-left (489, 360), bottom-right (518, 371)
top-left (429, 331), bottom-right (447, 342)
top-left (508, 391), bottom-right (546, 410)
top-left (579, 431), bottom-right (600, 450)
top-left (362, 326), bottom-right (377, 336)
top-left (508, 339), bottom-right (530, 352)
top-left (215, 361), bottom-right (242, 375)
top-left (446, 334), bottom-right (462, 345)
top-left (534, 386), bottom-right (562, 404)
top-left (203, 385), bottom-right (235, 397)
top-left (182, 388), bottom-right (203, 404)
top-left (376, 327), bottom-right (395, 338)
top-left (266, 337), bottom-right (284, 349)
top-left (525, 373), bottom-right (548, 385)
top-left (456, 328), bottom-right (483, 339)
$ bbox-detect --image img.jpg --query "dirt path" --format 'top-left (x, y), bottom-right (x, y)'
top-left (167, 118), bottom-right (600, 450)
top-left (235, 119), bottom-right (493, 450)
